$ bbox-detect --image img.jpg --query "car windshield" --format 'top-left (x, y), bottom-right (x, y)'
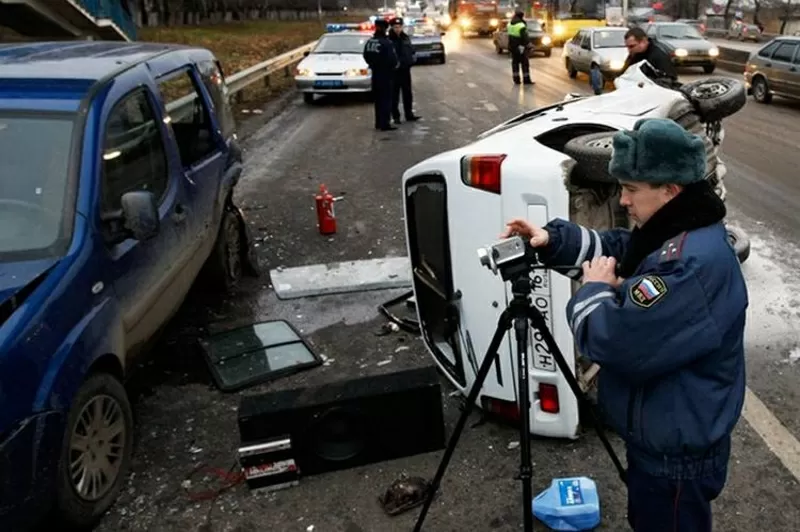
top-left (314, 34), bottom-right (370, 54)
top-left (658, 23), bottom-right (703, 39)
top-left (0, 113), bottom-right (75, 261)
top-left (524, 20), bottom-right (543, 32)
top-left (593, 30), bottom-right (626, 48)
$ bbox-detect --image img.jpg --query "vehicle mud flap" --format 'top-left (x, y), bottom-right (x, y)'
top-left (233, 204), bottom-right (261, 277)
top-left (727, 225), bottom-right (751, 264)
top-left (679, 77), bottom-right (747, 123)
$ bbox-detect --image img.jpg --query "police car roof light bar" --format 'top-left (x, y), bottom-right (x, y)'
top-left (325, 23), bottom-right (363, 33)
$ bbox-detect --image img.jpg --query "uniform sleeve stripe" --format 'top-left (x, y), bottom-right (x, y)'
top-left (591, 229), bottom-right (603, 259)
top-left (571, 300), bottom-right (606, 334)
top-left (575, 226), bottom-right (591, 266)
top-left (572, 290), bottom-right (615, 315)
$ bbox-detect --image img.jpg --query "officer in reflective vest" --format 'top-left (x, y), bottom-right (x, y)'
top-left (507, 10), bottom-right (533, 85)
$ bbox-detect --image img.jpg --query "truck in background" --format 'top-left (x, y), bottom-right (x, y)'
top-left (449, 0), bottom-right (501, 36)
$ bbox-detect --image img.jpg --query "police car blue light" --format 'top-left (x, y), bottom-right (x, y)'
top-left (325, 23), bottom-right (363, 33)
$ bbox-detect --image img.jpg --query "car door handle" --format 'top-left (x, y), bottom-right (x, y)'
top-left (172, 203), bottom-right (188, 223)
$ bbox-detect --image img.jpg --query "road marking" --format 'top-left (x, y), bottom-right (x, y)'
top-left (457, 69), bottom-right (464, 74)
top-left (743, 387), bottom-right (800, 481)
top-left (484, 102), bottom-right (499, 112)
top-left (439, 116), bottom-right (450, 121)
top-left (467, 82), bottom-right (477, 88)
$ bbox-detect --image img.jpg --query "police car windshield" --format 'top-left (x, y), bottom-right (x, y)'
top-left (593, 30), bottom-right (627, 48)
top-left (314, 34), bottom-right (370, 54)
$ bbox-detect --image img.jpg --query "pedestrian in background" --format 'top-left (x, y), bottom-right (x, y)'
top-left (502, 118), bottom-right (747, 532)
top-left (507, 9), bottom-right (533, 85)
top-left (363, 18), bottom-right (399, 131)
top-left (389, 17), bottom-right (422, 124)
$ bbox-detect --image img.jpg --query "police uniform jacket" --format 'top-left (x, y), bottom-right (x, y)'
top-left (363, 31), bottom-right (399, 74)
top-left (507, 15), bottom-right (529, 49)
top-left (538, 181), bottom-right (748, 479)
top-left (622, 40), bottom-right (678, 79)
top-left (389, 31), bottom-right (416, 68)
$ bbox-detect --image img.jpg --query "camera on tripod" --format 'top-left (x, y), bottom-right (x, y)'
top-left (477, 235), bottom-right (540, 280)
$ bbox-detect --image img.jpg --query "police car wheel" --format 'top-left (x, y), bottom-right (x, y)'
top-left (679, 77), bottom-right (746, 123)
top-left (727, 226), bottom-right (751, 264)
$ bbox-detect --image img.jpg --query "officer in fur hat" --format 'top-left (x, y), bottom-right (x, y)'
top-left (502, 118), bottom-right (748, 532)
top-left (363, 18), bottom-right (399, 131)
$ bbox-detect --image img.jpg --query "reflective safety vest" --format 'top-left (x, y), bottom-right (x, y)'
top-left (507, 21), bottom-right (526, 37)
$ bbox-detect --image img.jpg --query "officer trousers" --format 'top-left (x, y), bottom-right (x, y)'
top-left (510, 47), bottom-right (530, 82)
top-left (626, 461), bottom-right (727, 532)
top-left (392, 67), bottom-right (413, 121)
top-left (371, 74), bottom-right (393, 130)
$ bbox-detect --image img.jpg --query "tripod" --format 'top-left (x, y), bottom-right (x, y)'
top-left (413, 264), bottom-right (627, 532)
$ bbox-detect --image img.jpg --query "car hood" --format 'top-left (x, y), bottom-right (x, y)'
top-left (659, 38), bottom-right (714, 50)
top-left (0, 257), bottom-right (59, 307)
top-left (299, 53), bottom-right (368, 73)
top-left (594, 47), bottom-right (628, 62)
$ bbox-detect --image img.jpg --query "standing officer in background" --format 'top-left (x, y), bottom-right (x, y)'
top-left (363, 18), bottom-right (399, 131)
top-left (507, 9), bottom-right (533, 85)
top-left (502, 118), bottom-right (747, 532)
top-left (389, 17), bottom-right (422, 124)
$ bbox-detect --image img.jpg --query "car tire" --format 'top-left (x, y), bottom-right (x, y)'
top-left (496, 45), bottom-right (503, 54)
top-left (727, 225), bottom-right (751, 264)
top-left (55, 372), bottom-right (133, 529)
top-left (543, 49), bottom-right (552, 57)
top-left (204, 204), bottom-right (245, 291)
top-left (303, 93), bottom-right (314, 104)
top-left (703, 64), bottom-right (716, 74)
top-left (679, 77), bottom-right (746, 123)
top-left (751, 76), bottom-right (772, 103)
top-left (440, 54), bottom-right (447, 64)
top-left (566, 58), bottom-right (578, 78)
top-left (563, 131), bottom-right (618, 183)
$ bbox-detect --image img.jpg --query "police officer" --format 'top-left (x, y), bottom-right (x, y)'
top-left (389, 17), bottom-right (422, 124)
top-left (363, 18), bottom-right (399, 131)
top-left (502, 118), bottom-right (747, 532)
top-left (507, 9), bottom-right (533, 85)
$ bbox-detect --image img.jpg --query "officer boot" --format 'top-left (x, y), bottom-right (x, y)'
top-left (513, 75), bottom-right (521, 84)
top-left (523, 75), bottom-right (534, 85)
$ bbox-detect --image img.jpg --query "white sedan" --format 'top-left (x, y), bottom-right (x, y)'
top-left (295, 26), bottom-right (373, 104)
top-left (401, 64), bottom-right (748, 440)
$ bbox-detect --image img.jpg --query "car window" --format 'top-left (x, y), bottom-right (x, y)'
top-left (772, 42), bottom-right (798, 63)
top-left (657, 23), bottom-right (703, 39)
top-left (570, 32), bottom-right (582, 45)
top-left (645, 24), bottom-right (657, 36)
top-left (593, 30), bottom-right (626, 48)
top-left (101, 90), bottom-right (169, 212)
top-left (197, 59), bottom-right (236, 140)
top-left (157, 69), bottom-right (216, 168)
top-left (758, 41), bottom-right (779, 58)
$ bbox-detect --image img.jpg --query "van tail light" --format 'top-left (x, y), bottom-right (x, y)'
top-left (461, 154), bottom-right (506, 194)
top-left (539, 383), bottom-right (560, 413)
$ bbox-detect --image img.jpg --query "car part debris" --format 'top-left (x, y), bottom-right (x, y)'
top-left (379, 476), bottom-right (433, 516)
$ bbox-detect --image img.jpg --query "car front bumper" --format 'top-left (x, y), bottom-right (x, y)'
top-left (414, 48), bottom-right (446, 61)
top-left (295, 76), bottom-right (372, 93)
top-left (672, 56), bottom-right (717, 67)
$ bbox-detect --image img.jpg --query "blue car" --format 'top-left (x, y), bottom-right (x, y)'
top-left (0, 41), bottom-right (258, 529)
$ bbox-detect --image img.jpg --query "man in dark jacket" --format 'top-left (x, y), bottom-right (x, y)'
top-left (507, 10), bottom-right (533, 84)
top-left (389, 17), bottom-right (421, 123)
top-left (363, 18), bottom-right (399, 131)
top-left (622, 26), bottom-right (678, 80)
top-left (502, 118), bottom-right (747, 532)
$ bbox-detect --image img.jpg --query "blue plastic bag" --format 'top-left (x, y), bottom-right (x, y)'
top-left (532, 476), bottom-right (601, 531)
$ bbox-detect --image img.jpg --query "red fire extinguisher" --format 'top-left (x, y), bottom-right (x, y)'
top-left (315, 184), bottom-right (336, 235)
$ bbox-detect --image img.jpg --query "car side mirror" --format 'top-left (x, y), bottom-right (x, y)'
top-left (303, 51), bottom-right (310, 57)
top-left (102, 191), bottom-right (159, 245)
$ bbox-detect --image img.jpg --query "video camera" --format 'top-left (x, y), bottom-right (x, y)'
top-left (477, 235), bottom-right (542, 281)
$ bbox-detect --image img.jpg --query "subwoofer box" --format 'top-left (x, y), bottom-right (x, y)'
top-left (237, 366), bottom-right (446, 477)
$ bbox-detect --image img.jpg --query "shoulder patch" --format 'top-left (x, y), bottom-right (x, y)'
top-left (658, 232), bottom-right (688, 263)
top-left (629, 275), bottom-right (668, 308)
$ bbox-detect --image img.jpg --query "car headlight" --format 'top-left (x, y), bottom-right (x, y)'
top-left (460, 17), bottom-right (471, 28)
top-left (442, 14), bottom-right (451, 25)
top-left (554, 25), bottom-right (565, 36)
top-left (345, 68), bottom-right (370, 76)
top-left (609, 59), bottom-right (625, 70)
top-left (296, 67), bottom-right (313, 77)
top-left (674, 48), bottom-right (688, 57)
top-left (432, 43), bottom-right (443, 49)
top-left (490, 18), bottom-right (499, 26)
top-left (541, 35), bottom-right (552, 45)
top-left (709, 47), bottom-right (719, 57)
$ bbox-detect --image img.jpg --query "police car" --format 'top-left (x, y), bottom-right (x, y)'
top-left (401, 64), bottom-right (749, 439)
top-left (294, 24), bottom-right (374, 104)
top-left (407, 19), bottom-right (447, 64)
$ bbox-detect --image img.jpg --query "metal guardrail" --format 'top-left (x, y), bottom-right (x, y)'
top-left (165, 40), bottom-right (318, 117)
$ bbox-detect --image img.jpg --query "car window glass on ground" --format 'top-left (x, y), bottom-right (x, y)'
top-left (157, 70), bottom-right (215, 167)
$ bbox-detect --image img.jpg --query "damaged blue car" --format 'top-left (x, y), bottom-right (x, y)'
top-left (0, 41), bottom-right (258, 530)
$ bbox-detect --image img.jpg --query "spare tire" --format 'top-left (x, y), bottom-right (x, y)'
top-left (679, 77), bottom-right (747, 123)
top-left (563, 132), bottom-right (617, 183)
top-left (727, 226), bottom-right (751, 264)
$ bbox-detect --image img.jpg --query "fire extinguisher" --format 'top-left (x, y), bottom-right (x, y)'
top-left (315, 184), bottom-right (336, 235)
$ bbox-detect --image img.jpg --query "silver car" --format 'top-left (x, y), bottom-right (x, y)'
top-left (294, 29), bottom-right (373, 104)
top-left (643, 22), bottom-right (719, 73)
top-left (562, 27), bottom-right (629, 82)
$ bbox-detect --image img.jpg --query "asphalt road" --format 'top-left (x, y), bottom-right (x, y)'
top-left (96, 35), bottom-right (800, 532)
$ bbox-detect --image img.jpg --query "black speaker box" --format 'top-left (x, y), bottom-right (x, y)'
top-left (237, 366), bottom-right (446, 477)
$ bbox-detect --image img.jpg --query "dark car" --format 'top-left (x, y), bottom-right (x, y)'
top-left (0, 41), bottom-right (257, 531)
top-left (493, 18), bottom-right (553, 57)
top-left (408, 22), bottom-right (447, 64)
top-left (643, 21), bottom-right (720, 73)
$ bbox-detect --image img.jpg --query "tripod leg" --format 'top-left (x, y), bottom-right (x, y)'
top-left (513, 317), bottom-right (535, 532)
top-left (413, 309), bottom-right (514, 532)
top-left (527, 308), bottom-right (628, 485)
